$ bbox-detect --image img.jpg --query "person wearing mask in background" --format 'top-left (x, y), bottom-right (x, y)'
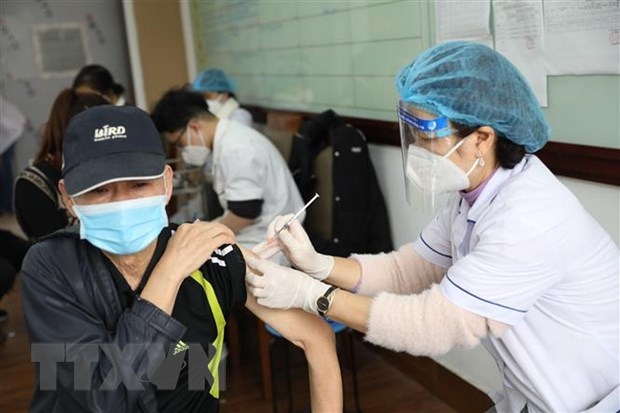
top-left (14, 89), bottom-right (109, 240)
top-left (21, 105), bottom-right (342, 412)
top-left (246, 41), bottom-right (619, 413)
top-left (191, 69), bottom-right (253, 127)
top-left (151, 89), bottom-right (304, 257)
top-left (72, 64), bottom-right (127, 106)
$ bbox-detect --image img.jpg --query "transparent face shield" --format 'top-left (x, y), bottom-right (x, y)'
top-left (398, 101), bottom-right (469, 215)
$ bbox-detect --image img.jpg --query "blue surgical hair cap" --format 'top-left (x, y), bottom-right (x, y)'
top-left (395, 41), bottom-right (550, 153)
top-left (192, 68), bottom-right (237, 94)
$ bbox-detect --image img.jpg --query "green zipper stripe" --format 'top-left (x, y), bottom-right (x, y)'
top-left (190, 270), bottom-right (226, 398)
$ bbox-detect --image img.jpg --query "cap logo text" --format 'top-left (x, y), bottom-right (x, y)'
top-left (94, 125), bottom-right (127, 142)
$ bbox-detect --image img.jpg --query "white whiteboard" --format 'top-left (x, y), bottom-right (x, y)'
top-left (189, 0), bottom-right (433, 122)
top-left (187, 0), bottom-right (620, 149)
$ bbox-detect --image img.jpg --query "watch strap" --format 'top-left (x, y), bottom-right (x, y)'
top-left (317, 285), bottom-right (339, 317)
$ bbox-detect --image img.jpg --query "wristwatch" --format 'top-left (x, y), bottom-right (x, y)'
top-left (316, 286), bottom-right (339, 318)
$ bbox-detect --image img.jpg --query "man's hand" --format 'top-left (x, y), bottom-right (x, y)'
top-left (157, 220), bottom-right (235, 281)
top-left (245, 256), bottom-right (329, 314)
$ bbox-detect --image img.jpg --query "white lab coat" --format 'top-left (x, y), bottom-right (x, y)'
top-left (211, 118), bottom-right (304, 249)
top-left (414, 155), bottom-right (619, 413)
top-left (213, 98), bottom-right (253, 127)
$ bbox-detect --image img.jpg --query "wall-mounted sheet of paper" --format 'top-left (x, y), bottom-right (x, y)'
top-left (544, 0), bottom-right (620, 75)
top-left (493, 0), bottom-right (547, 106)
top-left (435, 0), bottom-right (493, 47)
top-left (33, 23), bottom-right (89, 78)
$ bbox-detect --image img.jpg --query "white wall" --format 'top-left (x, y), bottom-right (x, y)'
top-left (368, 143), bottom-right (620, 394)
top-left (0, 1), bottom-right (132, 176)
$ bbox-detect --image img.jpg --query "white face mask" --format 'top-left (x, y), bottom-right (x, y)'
top-left (406, 139), bottom-right (480, 195)
top-left (206, 98), bottom-right (223, 115)
top-left (181, 128), bottom-right (211, 166)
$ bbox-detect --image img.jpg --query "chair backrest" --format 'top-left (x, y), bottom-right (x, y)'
top-left (262, 127), bottom-right (293, 163)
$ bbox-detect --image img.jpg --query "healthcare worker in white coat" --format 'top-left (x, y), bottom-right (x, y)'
top-left (151, 88), bottom-right (304, 253)
top-left (192, 69), bottom-right (253, 127)
top-left (245, 41), bottom-right (620, 413)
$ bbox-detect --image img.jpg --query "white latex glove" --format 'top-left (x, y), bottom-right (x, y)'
top-left (251, 235), bottom-right (281, 260)
top-left (251, 214), bottom-right (298, 259)
top-left (254, 214), bottom-right (335, 280)
top-left (245, 256), bottom-right (330, 314)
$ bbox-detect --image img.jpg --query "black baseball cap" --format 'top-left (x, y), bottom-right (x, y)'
top-left (62, 105), bottom-right (166, 197)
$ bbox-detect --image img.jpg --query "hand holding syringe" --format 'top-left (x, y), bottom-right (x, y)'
top-left (254, 193), bottom-right (319, 256)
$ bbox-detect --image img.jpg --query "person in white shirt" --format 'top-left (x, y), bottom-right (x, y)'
top-left (245, 41), bottom-right (620, 413)
top-left (191, 69), bottom-right (253, 127)
top-left (151, 88), bottom-right (304, 252)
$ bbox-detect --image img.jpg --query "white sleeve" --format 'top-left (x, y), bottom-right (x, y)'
top-left (219, 148), bottom-right (264, 202)
top-left (439, 203), bottom-right (561, 326)
top-left (412, 202), bottom-right (455, 269)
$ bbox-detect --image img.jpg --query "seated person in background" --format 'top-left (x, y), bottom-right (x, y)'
top-left (151, 89), bottom-right (304, 255)
top-left (191, 69), bottom-right (253, 127)
top-left (21, 106), bottom-right (341, 413)
top-left (0, 229), bottom-right (30, 324)
top-left (0, 257), bottom-right (15, 325)
top-left (13, 89), bottom-right (108, 240)
top-left (72, 64), bottom-right (127, 106)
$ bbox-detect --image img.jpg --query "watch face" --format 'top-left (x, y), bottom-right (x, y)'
top-left (317, 296), bottom-right (329, 312)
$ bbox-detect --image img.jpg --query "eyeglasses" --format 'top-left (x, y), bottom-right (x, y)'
top-left (172, 123), bottom-right (188, 146)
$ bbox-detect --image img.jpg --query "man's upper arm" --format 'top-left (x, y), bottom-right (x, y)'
top-left (199, 244), bottom-right (247, 317)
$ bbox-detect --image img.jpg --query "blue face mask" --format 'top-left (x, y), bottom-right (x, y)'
top-left (73, 194), bottom-right (168, 255)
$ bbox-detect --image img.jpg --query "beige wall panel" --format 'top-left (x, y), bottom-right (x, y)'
top-left (133, 0), bottom-right (188, 110)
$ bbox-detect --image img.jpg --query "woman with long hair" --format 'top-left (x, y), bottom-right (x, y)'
top-left (14, 89), bottom-right (108, 240)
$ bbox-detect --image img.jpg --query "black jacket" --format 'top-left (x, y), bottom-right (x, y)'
top-left (20, 225), bottom-right (245, 412)
top-left (289, 110), bottom-right (393, 257)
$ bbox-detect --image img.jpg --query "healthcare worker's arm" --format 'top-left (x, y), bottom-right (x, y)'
top-left (328, 286), bottom-right (508, 354)
top-left (246, 256), bottom-right (508, 357)
top-left (216, 143), bottom-right (265, 234)
top-left (256, 216), bottom-right (446, 294)
top-left (239, 247), bottom-right (343, 412)
top-left (217, 210), bottom-right (255, 233)
top-left (328, 247), bottom-right (446, 296)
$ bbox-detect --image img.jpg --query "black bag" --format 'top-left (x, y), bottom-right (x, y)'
top-left (15, 165), bottom-right (58, 205)
top-left (14, 164), bottom-right (73, 240)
